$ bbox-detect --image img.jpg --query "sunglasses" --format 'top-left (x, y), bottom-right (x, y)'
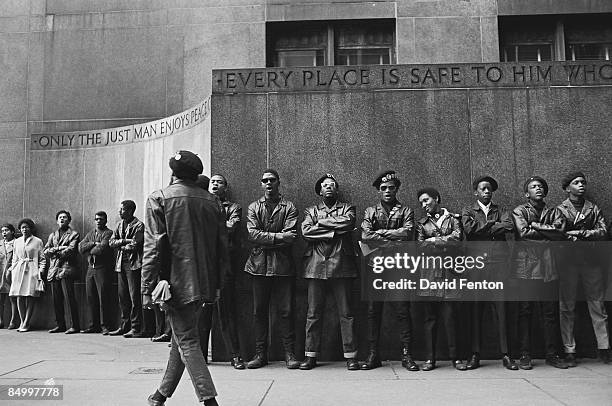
top-left (261, 178), bottom-right (277, 184)
top-left (380, 185), bottom-right (397, 191)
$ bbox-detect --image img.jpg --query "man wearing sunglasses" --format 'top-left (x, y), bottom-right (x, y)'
top-left (244, 169), bottom-right (299, 369)
top-left (360, 170), bottom-right (418, 371)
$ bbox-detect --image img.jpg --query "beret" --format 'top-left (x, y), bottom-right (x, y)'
top-left (315, 173), bottom-right (338, 195)
top-left (561, 171), bottom-right (586, 190)
top-left (472, 175), bottom-right (498, 191)
top-left (169, 150), bottom-right (203, 180)
top-left (195, 174), bottom-right (210, 190)
top-left (523, 176), bottom-right (549, 195)
top-left (372, 170), bottom-right (401, 189)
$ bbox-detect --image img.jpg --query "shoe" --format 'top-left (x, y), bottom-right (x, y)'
top-left (109, 328), bottom-right (127, 336)
top-left (545, 354), bottom-right (568, 369)
top-left (147, 393), bottom-right (165, 406)
top-left (80, 327), bottom-right (101, 334)
top-left (519, 353), bottom-right (533, 370)
top-left (502, 355), bottom-right (519, 370)
top-left (49, 326), bottom-right (66, 333)
top-left (465, 353), bottom-right (480, 370)
top-left (422, 360), bottom-right (436, 371)
top-left (565, 353), bottom-right (577, 368)
top-left (151, 333), bottom-right (171, 343)
top-left (401, 348), bottom-right (419, 371)
top-left (123, 329), bottom-right (142, 338)
top-left (17, 326), bottom-right (30, 332)
top-left (285, 352), bottom-right (300, 369)
top-left (101, 328), bottom-right (110, 335)
top-left (598, 349), bottom-right (610, 364)
top-left (7, 323), bottom-right (17, 329)
top-left (452, 360), bottom-right (467, 371)
top-left (231, 356), bottom-right (246, 370)
top-left (203, 398), bottom-right (218, 406)
top-left (346, 358), bottom-right (360, 371)
top-left (360, 351), bottom-right (382, 370)
top-left (299, 356), bottom-right (317, 370)
top-left (247, 352), bottom-right (268, 369)
top-left (65, 327), bottom-right (79, 334)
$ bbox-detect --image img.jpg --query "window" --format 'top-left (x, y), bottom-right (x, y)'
top-left (499, 16), bottom-right (556, 62)
top-left (565, 14), bottom-right (612, 61)
top-left (267, 20), bottom-right (395, 67)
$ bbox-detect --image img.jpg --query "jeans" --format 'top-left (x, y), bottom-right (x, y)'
top-left (304, 278), bottom-right (356, 358)
top-left (517, 279), bottom-right (559, 357)
top-left (252, 275), bottom-right (295, 354)
top-left (199, 278), bottom-right (241, 358)
top-left (470, 301), bottom-right (509, 355)
top-left (559, 264), bottom-right (609, 352)
top-left (367, 300), bottom-right (412, 353)
top-left (423, 301), bottom-right (457, 360)
top-left (117, 268), bottom-right (142, 332)
top-left (158, 301), bottom-right (217, 402)
top-left (85, 267), bottom-right (112, 330)
top-left (51, 278), bottom-right (80, 330)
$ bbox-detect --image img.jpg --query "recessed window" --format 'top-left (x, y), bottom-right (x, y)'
top-left (499, 16), bottom-right (556, 62)
top-left (267, 19), bottom-right (395, 67)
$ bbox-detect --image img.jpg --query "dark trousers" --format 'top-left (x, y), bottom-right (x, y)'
top-left (305, 278), bottom-right (356, 358)
top-left (367, 300), bottom-right (412, 353)
top-left (517, 279), bottom-right (559, 357)
top-left (158, 301), bottom-right (216, 402)
top-left (117, 268), bottom-right (142, 332)
top-left (154, 306), bottom-right (171, 337)
top-left (252, 275), bottom-right (295, 354)
top-left (199, 280), bottom-right (241, 358)
top-left (85, 267), bottom-right (112, 330)
top-left (51, 278), bottom-right (80, 330)
top-left (470, 301), bottom-right (509, 355)
top-left (423, 301), bottom-right (457, 360)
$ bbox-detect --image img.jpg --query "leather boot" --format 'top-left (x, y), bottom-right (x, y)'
top-left (466, 353), bottom-right (480, 370)
top-left (360, 350), bottom-right (381, 370)
top-left (247, 352), bottom-right (268, 369)
top-left (285, 352), bottom-right (300, 369)
top-left (401, 348), bottom-right (419, 371)
top-left (299, 356), bottom-right (317, 370)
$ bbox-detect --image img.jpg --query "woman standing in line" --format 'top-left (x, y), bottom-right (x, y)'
top-left (0, 223), bottom-right (19, 328)
top-left (9, 218), bottom-right (46, 332)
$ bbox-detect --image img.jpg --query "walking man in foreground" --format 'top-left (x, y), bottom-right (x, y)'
top-left (143, 151), bottom-right (229, 406)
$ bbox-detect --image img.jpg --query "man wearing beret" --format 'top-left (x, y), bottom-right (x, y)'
top-left (244, 169), bottom-right (299, 369)
top-left (461, 176), bottom-right (517, 370)
top-left (512, 176), bottom-right (568, 369)
top-left (299, 174), bottom-right (359, 371)
top-left (143, 150), bottom-right (228, 406)
top-left (199, 174), bottom-right (247, 369)
top-left (109, 200), bottom-right (145, 338)
top-left (556, 171), bottom-right (610, 365)
top-left (360, 170), bottom-right (418, 371)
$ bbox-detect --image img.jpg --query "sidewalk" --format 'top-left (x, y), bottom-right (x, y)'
top-left (1, 329), bottom-right (611, 406)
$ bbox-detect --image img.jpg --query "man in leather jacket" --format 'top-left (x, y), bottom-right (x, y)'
top-left (556, 171), bottom-right (610, 365)
top-left (244, 169), bottom-right (299, 369)
top-left (143, 150), bottom-right (227, 406)
top-left (299, 174), bottom-right (359, 371)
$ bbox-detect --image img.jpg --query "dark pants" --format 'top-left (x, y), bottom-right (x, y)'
top-left (153, 306), bottom-right (171, 337)
top-left (85, 267), bottom-right (112, 330)
top-left (423, 301), bottom-right (457, 360)
top-left (51, 278), bottom-right (80, 330)
top-left (367, 300), bottom-right (412, 353)
top-left (470, 301), bottom-right (509, 355)
top-left (117, 268), bottom-right (142, 332)
top-left (252, 275), bottom-right (295, 354)
top-left (305, 278), bottom-right (356, 358)
top-left (199, 279), bottom-right (241, 358)
top-left (158, 301), bottom-right (216, 402)
top-left (517, 279), bottom-right (559, 357)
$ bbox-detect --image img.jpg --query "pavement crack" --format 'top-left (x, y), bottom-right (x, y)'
top-left (389, 361), bottom-right (400, 379)
top-left (522, 378), bottom-right (570, 406)
top-left (257, 379), bottom-right (274, 406)
top-left (0, 360), bottom-right (45, 377)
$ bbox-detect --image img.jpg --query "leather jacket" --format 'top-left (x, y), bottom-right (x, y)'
top-left (301, 201), bottom-right (358, 279)
top-left (44, 227), bottom-right (81, 281)
top-left (110, 217), bottom-right (144, 271)
top-left (461, 201), bottom-right (514, 262)
top-left (557, 198), bottom-right (607, 265)
top-left (142, 178), bottom-right (229, 305)
top-left (221, 200), bottom-right (242, 251)
top-left (244, 196), bottom-right (298, 277)
top-left (512, 201), bottom-right (564, 281)
top-left (78, 227), bottom-right (114, 270)
top-left (361, 202), bottom-right (415, 241)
